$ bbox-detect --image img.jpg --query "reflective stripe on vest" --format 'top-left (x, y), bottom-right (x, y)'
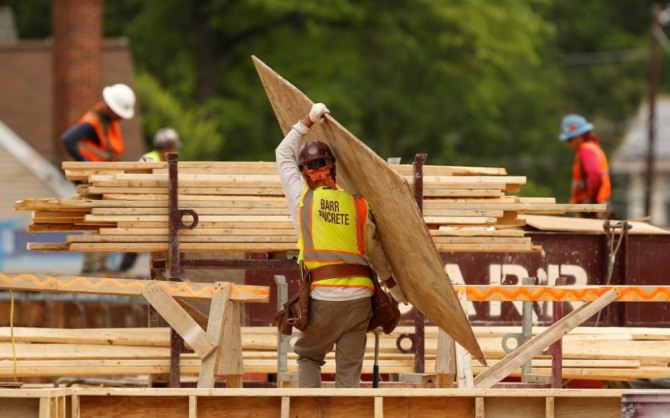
top-left (298, 187), bottom-right (373, 290)
top-left (570, 141), bottom-right (611, 204)
top-left (78, 110), bottom-right (125, 162)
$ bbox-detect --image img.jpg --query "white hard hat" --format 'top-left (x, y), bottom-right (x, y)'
top-left (153, 127), bottom-right (182, 148)
top-left (102, 83), bottom-right (136, 120)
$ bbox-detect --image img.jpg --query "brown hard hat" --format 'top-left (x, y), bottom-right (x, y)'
top-left (298, 140), bottom-right (335, 167)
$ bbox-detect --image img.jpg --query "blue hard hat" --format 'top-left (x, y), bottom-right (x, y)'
top-left (559, 114), bottom-right (593, 141)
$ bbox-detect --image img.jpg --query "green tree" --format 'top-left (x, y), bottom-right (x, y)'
top-left (7, 0), bottom-right (659, 202)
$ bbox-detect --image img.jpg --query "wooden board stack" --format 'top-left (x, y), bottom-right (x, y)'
top-left (1, 326), bottom-right (667, 382)
top-left (13, 161), bottom-right (604, 254)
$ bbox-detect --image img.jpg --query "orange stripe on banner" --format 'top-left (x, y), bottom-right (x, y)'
top-left (457, 285), bottom-right (670, 302)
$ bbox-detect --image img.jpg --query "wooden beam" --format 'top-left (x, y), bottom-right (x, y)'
top-left (435, 329), bottom-right (455, 388)
top-left (216, 295), bottom-right (243, 387)
top-left (141, 282), bottom-right (216, 359)
top-left (198, 283), bottom-right (232, 388)
top-left (473, 289), bottom-right (618, 388)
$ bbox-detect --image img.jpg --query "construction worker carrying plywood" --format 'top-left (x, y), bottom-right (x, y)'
top-left (559, 114), bottom-right (614, 219)
top-left (275, 102), bottom-right (407, 388)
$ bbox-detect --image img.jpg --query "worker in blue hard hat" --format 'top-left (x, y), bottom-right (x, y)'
top-left (559, 114), bottom-right (613, 219)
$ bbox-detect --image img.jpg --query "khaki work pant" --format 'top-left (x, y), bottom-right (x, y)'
top-left (81, 251), bottom-right (109, 274)
top-left (294, 297), bottom-right (372, 388)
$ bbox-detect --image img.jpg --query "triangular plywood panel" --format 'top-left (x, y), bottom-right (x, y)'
top-left (252, 56), bottom-right (484, 364)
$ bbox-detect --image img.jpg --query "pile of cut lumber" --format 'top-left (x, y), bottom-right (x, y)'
top-left (13, 161), bottom-right (603, 254)
top-left (0, 326), bottom-right (666, 382)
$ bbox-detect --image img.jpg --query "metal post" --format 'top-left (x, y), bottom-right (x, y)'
top-left (412, 154), bottom-right (427, 373)
top-left (549, 276), bottom-right (567, 388)
top-left (167, 152), bottom-right (181, 280)
top-left (645, 3), bottom-right (661, 218)
top-left (520, 277), bottom-right (535, 381)
top-left (166, 152), bottom-right (182, 387)
top-left (274, 275), bottom-right (290, 376)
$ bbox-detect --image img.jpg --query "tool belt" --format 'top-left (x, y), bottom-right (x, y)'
top-left (309, 263), bottom-right (372, 282)
top-left (273, 263), bottom-right (400, 336)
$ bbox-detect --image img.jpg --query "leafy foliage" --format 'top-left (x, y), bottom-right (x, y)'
top-left (7, 0), bottom-right (662, 202)
top-left (134, 71), bottom-right (225, 160)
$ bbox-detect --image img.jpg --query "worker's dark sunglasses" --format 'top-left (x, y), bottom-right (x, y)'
top-left (304, 159), bottom-right (328, 170)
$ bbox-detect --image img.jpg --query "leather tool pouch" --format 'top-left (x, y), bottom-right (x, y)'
top-left (367, 273), bottom-right (401, 334)
top-left (274, 276), bottom-right (310, 336)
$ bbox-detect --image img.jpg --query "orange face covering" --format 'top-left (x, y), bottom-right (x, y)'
top-left (303, 166), bottom-right (337, 189)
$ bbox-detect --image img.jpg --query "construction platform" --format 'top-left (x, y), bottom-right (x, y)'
top-left (3, 386), bottom-right (670, 417)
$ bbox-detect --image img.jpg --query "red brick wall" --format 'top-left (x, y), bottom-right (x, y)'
top-left (0, 41), bottom-right (144, 164)
top-left (52, 0), bottom-right (103, 159)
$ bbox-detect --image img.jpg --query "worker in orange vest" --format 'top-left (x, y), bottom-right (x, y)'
top-left (61, 83), bottom-right (135, 162)
top-left (61, 84), bottom-right (136, 274)
top-left (559, 114), bottom-right (614, 219)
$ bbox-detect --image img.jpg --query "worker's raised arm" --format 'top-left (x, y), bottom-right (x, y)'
top-left (275, 103), bottom-right (332, 230)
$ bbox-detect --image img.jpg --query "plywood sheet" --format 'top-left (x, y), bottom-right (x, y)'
top-left (252, 56), bottom-right (484, 363)
top-left (522, 215), bottom-right (669, 235)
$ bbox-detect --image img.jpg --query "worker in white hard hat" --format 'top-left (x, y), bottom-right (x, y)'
top-left (140, 128), bottom-right (182, 162)
top-left (60, 83), bottom-right (136, 274)
top-left (61, 83), bottom-right (136, 162)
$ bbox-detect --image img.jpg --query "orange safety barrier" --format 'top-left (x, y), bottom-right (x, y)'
top-left (0, 273), bottom-right (269, 302)
top-left (455, 285), bottom-right (670, 302)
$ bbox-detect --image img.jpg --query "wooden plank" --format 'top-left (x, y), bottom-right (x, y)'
top-left (99, 227), bottom-right (296, 236)
top-left (455, 291), bottom-right (473, 388)
top-left (216, 295), bottom-right (243, 387)
top-left (473, 289), bottom-right (618, 388)
top-left (66, 234), bottom-right (297, 244)
top-left (0, 327), bottom-right (172, 346)
top-left (252, 55), bottom-right (484, 364)
top-left (198, 283), bottom-right (232, 388)
top-left (141, 282), bottom-right (216, 359)
top-left (435, 328), bottom-right (455, 388)
top-left (87, 186), bottom-right (285, 196)
top-left (522, 214), bottom-right (669, 235)
top-left (67, 242), bottom-right (298, 252)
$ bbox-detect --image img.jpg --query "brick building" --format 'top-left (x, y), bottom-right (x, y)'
top-left (0, 2), bottom-right (145, 222)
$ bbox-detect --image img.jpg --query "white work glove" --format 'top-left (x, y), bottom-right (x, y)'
top-left (309, 103), bottom-right (330, 124)
top-left (385, 277), bottom-right (408, 305)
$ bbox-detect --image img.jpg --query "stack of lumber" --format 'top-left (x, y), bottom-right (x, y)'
top-left (1, 326), bottom-right (667, 382)
top-left (13, 161), bottom-right (603, 254)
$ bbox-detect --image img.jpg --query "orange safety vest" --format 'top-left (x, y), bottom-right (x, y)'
top-left (298, 186), bottom-right (373, 291)
top-left (570, 141), bottom-right (611, 204)
top-left (77, 105), bottom-right (125, 162)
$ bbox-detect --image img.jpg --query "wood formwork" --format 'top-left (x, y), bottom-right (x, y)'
top-left (5, 387), bottom-right (670, 418)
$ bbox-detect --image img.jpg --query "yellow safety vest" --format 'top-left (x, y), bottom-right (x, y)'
top-left (298, 186), bottom-right (373, 290)
top-left (141, 150), bottom-right (162, 162)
